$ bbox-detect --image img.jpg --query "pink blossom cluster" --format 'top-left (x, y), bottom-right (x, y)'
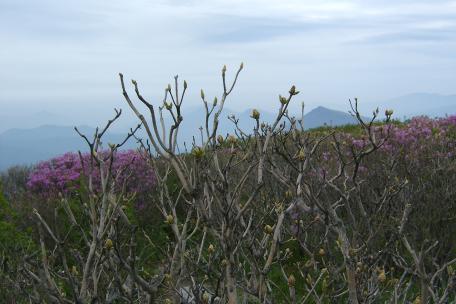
top-left (27, 150), bottom-right (156, 202)
top-left (292, 115), bottom-right (456, 237)
top-left (307, 115), bottom-right (456, 182)
top-left (359, 115), bottom-right (456, 158)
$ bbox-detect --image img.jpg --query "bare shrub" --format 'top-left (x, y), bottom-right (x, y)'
top-left (4, 65), bottom-right (456, 303)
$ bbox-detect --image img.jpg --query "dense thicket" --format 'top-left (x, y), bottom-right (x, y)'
top-left (1, 65), bottom-right (455, 303)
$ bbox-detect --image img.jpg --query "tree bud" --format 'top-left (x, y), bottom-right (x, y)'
top-left (71, 265), bottom-right (78, 276)
top-left (289, 85), bottom-right (299, 96)
top-left (217, 135), bottom-right (224, 144)
top-left (306, 274), bottom-right (313, 285)
top-left (164, 102), bottom-right (172, 110)
top-left (228, 135), bottom-right (237, 145)
top-left (164, 273), bottom-right (172, 281)
top-left (318, 248), bottom-right (325, 256)
top-left (264, 224), bottom-right (274, 235)
top-left (200, 89), bottom-right (205, 100)
top-left (285, 190), bottom-right (293, 199)
top-left (279, 95), bottom-right (288, 105)
top-left (192, 146), bottom-right (205, 158)
top-left (251, 109), bottom-right (260, 120)
top-left (105, 239), bottom-right (113, 250)
top-left (378, 269), bottom-right (386, 283)
top-left (322, 278), bottom-right (328, 292)
top-left (165, 214), bottom-right (174, 224)
top-left (287, 274), bottom-right (296, 287)
top-left (296, 148), bottom-right (305, 161)
top-left (202, 292), bottom-right (210, 304)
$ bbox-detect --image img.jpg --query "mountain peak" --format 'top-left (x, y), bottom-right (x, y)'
top-left (310, 106), bottom-right (331, 111)
top-left (304, 106), bottom-right (356, 128)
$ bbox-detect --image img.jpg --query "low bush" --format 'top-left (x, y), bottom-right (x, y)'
top-left (1, 65), bottom-right (455, 303)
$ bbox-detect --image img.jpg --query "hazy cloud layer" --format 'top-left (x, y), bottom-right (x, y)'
top-left (1, 0), bottom-right (455, 129)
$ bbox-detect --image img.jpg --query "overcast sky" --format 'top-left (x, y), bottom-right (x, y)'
top-left (1, 0), bottom-right (456, 127)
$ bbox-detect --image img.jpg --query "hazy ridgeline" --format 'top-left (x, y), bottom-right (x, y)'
top-left (1, 65), bottom-right (456, 303)
top-left (0, 105), bottom-right (363, 172)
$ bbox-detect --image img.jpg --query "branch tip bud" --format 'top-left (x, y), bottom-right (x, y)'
top-left (251, 109), bottom-right (260, 120)
top-left (104, 239), bottom-right (113, 250)
top-left (288, 274), bottom-right (296, 287)
top-left (279, 95), bottom-right (289, 105)
top-left (217, 135), bottom-right (224, 144)
top-left (264, 224), bottom-right (274, 234)
top-left (165, 214), bottom-right (174, 224)
top-left (289, 85), bottom-right (299, 95)
top-left (208, 244), bottom-right (215, 254)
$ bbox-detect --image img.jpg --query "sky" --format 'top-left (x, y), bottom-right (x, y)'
top-left (1, 0), bottom-right (456, 129)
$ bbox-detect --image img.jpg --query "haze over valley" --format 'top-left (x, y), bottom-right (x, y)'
top-left (2, 91), bottom-right (455, 170)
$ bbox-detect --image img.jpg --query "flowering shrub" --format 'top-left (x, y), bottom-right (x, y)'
top-left (27, 150), bottom-right (156, 203)
top-left (354, 115), bottom-right (456, 157)
top-left (5, 62), bottom-right (456, 303)
top-left (309, 115), bottom-right (456, 178)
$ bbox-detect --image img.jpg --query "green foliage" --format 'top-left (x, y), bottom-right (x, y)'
top-left (0, 182), bottom-right (36, 301)
top-left (309, 119), bottom-right (404, 135)
top-left (0, 183), bottom-right (34, 250)
top-left (2, 115), bottom-right (456, 302)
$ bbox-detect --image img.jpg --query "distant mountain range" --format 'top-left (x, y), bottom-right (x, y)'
top-left (0, 106), bottom-right (358, 171)
top-left (2, 91), bottom-right (456, 171)
top-left (0, 111), bottom-right (70, 134)
top-left (0, 125), bottom-right (138, 171)
top-left (365, 93), bottom-right (456, 119)
top-left (2, 92), bottom-right (455, 133)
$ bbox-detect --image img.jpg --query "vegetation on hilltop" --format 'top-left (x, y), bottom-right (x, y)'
top-left (0, 65), bottom-right (455, 303)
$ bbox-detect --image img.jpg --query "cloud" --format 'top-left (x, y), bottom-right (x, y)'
top-left (0, 0), bottom-right (455, 127)
top-left (354, 28), bottom-right (456, 44)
